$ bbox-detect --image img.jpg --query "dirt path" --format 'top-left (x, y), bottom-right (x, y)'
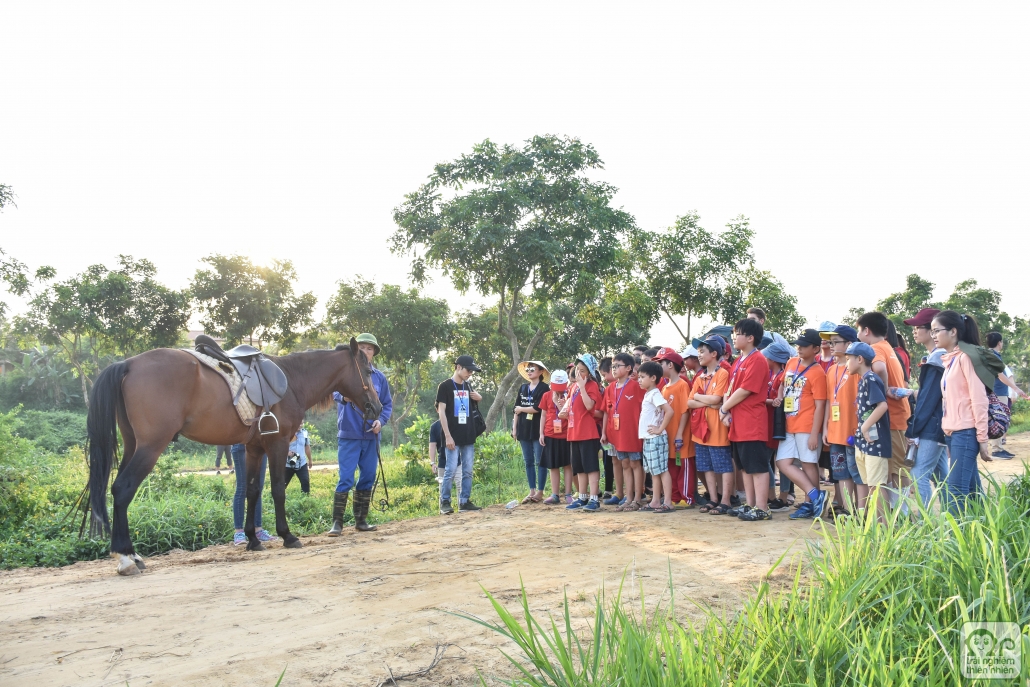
top-left (3, 437), bottom-right (1027, 687)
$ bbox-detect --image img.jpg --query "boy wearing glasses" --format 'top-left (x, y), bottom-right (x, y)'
top-left (821, 325), bottom-right (860, 514)
top-left (601, 352), bottom-right (645, 509)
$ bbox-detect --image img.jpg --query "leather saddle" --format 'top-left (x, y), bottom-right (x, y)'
top-left (194, 335), bottom-right (289, 435)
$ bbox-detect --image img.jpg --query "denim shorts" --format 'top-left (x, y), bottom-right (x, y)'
top-left (695, 444), bottom-right (734, 474)
top-left (616, 450), bottom-right (642, 461)
top-left (829, 444), bottom-right (852, 482)
top-left (844, 443), bottom-right (864, 485)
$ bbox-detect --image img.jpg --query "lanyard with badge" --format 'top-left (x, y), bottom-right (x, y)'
top-left (552, 391), bottom-right (565, 434)
top-left (830, 365), bottom-right (849, 422)
top-left (783, 361), bottom-right (817, 413)
top-left (568, 386), bottom-right (581, 428)
top-left (727, 349), bottom-right (756, 398)
top-left (611, 380), bottom-right (628, 430)
top-left (453, 379), bottom-right (469, 424)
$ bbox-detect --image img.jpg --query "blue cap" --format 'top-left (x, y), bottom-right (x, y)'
top-left (697, 336), bottom-right (725, 356)
top-left (761, 333), bottom-right (796, 364)
top-left (822, 324), bottom-right (858, 343)
top-left (845, 341), bottom-right (875, 362)
top-left (818, 320), bottom-right (837, 333)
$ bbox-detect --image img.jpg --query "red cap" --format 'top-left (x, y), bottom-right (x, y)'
top-left (902, 308), bottom-right (941, 326)
top-left (652, 347), bottom-right (684, 367)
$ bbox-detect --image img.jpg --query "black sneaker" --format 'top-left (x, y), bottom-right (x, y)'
top-left (739, 508), bottom-right (771, 521)
top-left (728, 504), bottom-right (751, 517)
top-left (440, 499), bottom-right (453, 515)
top-left (768, 499), bottom-right (790, 512)
top-left (459, 501), bottom-right (482, 512)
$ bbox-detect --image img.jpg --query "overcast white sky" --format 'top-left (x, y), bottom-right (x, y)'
top-left (2, 3), bottom-right (1028, 347)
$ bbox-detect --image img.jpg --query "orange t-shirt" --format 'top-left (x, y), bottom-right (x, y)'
top-left (872, 339), bottom-right (911, 431)
top-left (783, 357), bottom-right (828, 435)
top-left (661, 377), bottom-right (694, 458)
top-left (688, 368), bottom-right (730, 447)
top-left (824, 362), bottom-right (858, 446)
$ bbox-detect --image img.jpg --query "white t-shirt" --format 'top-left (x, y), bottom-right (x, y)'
top-left (638, 388), bottom-right (668, 439)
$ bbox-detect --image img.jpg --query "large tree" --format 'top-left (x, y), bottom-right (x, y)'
top-left (719, 267), bottom-right (805, 336)
top-left (323, 278), bottom-right (451, 447)
top-left (633, 214), bottom-right (753, 341)
top-left (190, 254), bottom-right (316, 349)
top-left (0, 184), bottom-right (14, 212)
top-left (391, 135), bottom-right (636, 429)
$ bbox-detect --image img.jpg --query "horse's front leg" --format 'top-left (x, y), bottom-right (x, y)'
top-left (244, 446), bottom-right (266, 551)
top-left (267, 442), bottom-right (301, 548)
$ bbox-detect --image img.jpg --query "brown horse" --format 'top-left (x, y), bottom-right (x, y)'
top-left (86, 338), bottom-right (381, 576)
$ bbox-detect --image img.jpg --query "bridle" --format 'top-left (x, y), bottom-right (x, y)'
top-left (350, 347), bottom-right (390, 512)
top-left (352, 349), bottom-right (377, 422)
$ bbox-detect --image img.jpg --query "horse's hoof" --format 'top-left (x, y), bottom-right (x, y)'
top-left (246, 541), bottom-right (265, 552)
top-left (284, 538), bottom-right (303, 549)
top-left (116, 554), bottom-right (141, 576)
top-left (133, 554), bottom-right (146, 571)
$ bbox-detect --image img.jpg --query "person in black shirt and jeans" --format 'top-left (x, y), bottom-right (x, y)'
top-left (436, 355), bottom-right (484, 514)
top-left (513, 360), bottom-right (550, 504)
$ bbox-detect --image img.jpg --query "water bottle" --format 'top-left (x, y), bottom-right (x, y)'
top-left (904, 443), bottom-right (917, 468)
top-left (505, 500), bottom-right (519, 509)
top-left (868, 423), bottom-right (879, 442)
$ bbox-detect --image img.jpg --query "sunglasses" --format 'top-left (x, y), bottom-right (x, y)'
top-left (525, 366), bottom-right (538, 372)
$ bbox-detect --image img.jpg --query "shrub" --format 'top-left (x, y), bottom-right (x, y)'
top-left (12, 408), bottom-right (87, 454)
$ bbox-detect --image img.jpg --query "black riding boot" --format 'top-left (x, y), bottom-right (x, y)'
top-left (354, 490), bottom-right (377, 532)
top-left (327, 491), bottom-right (349, 537)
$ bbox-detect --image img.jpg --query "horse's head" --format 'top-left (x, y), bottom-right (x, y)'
top-left (336, 337), bottom-right (383, 423)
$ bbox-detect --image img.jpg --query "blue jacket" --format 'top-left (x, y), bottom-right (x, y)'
top-left (906, 348), bottom-right (945, 443)
top-left (333, 367), bottom-right (392, 441)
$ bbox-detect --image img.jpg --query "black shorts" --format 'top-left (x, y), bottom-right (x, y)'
top-left (541, 436), bottom-right (571, 469)
top-left (569, 438), bottom-right (601, 475)
top-left (732, 441), bottom-right (770, 475)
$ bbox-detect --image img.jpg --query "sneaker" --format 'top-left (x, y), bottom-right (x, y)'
top-left (676, 500), bottom-right (693, 509)
top-left (583, 499), bottom-right (601, 512)
top-left (566, 499), bottom-right (586, 510)
top-left (542, 494), bottom-right (560, 505)
top-left (768, 499), bottom-right (790, 512)
top-left (728, 504), bottom-right (750, 517)
top-left (739, 508), bottom-right (772, 521)
top-left (459, 501), bottom-right (482, 512)
top-left (565, 494), bottom-right (575, 504)
top-left (440, 499), bottom-right (454, 515)
top-left (602, 491), bottom-right (613, 499)
top-left (790, 502), bottom-right (815, 520)
top-left (604, 495), bottom-right (622, 506)
top-left (810, 490), bottom-right (828, 519)
top-left (992, 450), bottom-right (1015, 460)
top-left (255, 529), bottom-right (278, 543)
top-left (618, 496), bottom-right (628, 506)
top-left (233, 531), bottom-right (247, 546)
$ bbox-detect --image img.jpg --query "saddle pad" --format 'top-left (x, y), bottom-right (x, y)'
top-left (184, 349), bottom-right (258, 426)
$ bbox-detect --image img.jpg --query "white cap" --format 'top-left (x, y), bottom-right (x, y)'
top-left (680, 345), bottom-right (699, 358)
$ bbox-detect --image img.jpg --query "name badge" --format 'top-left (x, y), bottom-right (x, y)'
top-left (831, 403), bottom-right (840, 422)
top-left (783, 396), bottom-right (796, 413)
top-left (553, 418), bottom-right (563, 433)
top-left (612, 414), bottom-right (620, 430)
top-left (568, 410), bottom-right (574, 428)
top-left (458, 412), bottom-right (467, 425)
top-left (526, 412), bottom-right (534, 420)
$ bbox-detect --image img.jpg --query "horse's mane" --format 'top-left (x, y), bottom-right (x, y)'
top-left (273, 348), bottom-right (348, 413)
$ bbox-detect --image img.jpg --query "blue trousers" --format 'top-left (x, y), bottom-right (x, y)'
top-left (231, 444), bottom-right (265, 530)
top-left (336, 438), bottom-right (378, 493)
top-left (911, 438), bottom-right (948, 507)
top-left (441, 444), bottom-right (475, 504)
top-left (519, 439), bottom-right (547, 491)
top-left (944, 428), bottom-right (982, 514)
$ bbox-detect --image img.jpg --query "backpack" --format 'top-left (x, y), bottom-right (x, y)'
top-left (987, 393), bottom-right (1011, 440)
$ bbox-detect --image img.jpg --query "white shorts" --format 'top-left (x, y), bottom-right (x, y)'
top-left (776, 432), bottom-right (820, 464)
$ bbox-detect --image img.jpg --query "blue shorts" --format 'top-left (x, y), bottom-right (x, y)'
top-left (695, 444), bottom-right (734, 474)
top-left (616, 451), bottom-right (642, 461)
top-left (844, 443), bottom-right (864, 485)
top-left (829, 444), bottom-right (852, 482)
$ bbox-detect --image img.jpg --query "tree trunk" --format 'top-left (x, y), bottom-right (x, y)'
top-left (663, 307), bottom-right (689, 345)
top-left (485, 364), bottom-right (521, 431)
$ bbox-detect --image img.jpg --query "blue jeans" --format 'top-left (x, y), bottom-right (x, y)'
top-left (911, 439), bottom-right (948, 507)
top-left (336, 438), bottom-right (378, 493)
top-left (520, 440), bottom-right (547, 491)
top-left (441, 444), bottom-right (475, 504)
top-left (231, 444), bottom-right (266, 530)
top-left (944, 429), bottom-right (981, 514)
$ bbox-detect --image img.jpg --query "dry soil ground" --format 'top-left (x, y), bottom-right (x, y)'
top-left (3, 435), bottom-right (1028, 687)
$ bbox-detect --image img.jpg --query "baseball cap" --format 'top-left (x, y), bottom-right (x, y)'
top-left (792, 329), bottom-right (823, 348)
top-left (903, 308), bottom-right (941, 327)
top-left (697, 337), bottom-right (725, 356)
top-left (845, 341), bottom-right (875, 362)
top-left (653, 347), bottom-right (684, 367)
top-left (454, 355), bottom-right (482, 372)
top-left (821, 324), bottom-right (858, 343)
top-left (549, 369), bottom-right (569, 392)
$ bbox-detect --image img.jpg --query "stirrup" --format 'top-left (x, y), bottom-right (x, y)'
top-left (258, 411), bottom-right (280, 435)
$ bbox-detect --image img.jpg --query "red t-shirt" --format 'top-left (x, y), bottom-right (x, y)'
top-left (538, 390), bottom-right (568, 439)
top-left (726, 349), bottom-right (770, 443)
top-left (766, 369), bottom-right (785, 449)
top-left (602, 377), bottom-right (644, 452)
top-left (566, 380), bottom-right (603, 442)
top-left (719, 360), bottom-right (733, 374)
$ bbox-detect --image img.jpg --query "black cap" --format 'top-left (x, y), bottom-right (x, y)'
top-left (792, 329), bottom-right (823, 348)
top-left (454, 355), bottom-right (482, 372)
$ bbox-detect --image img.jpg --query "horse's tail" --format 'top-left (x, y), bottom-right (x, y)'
top-left (86, 361), bottom-right (130, 536)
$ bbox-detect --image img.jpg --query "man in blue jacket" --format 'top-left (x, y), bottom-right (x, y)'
top-left (327, 333), bottom-right (392, 535)
top-left (903, 309), bottom-right (947, 507)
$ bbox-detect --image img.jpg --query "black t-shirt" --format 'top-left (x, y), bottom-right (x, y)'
top-left (429, 421), bottom-right (446, 467)
top-left (514, 381), bottom-right (549, 441)
top-left (436, 378), bottom-right (477, 446)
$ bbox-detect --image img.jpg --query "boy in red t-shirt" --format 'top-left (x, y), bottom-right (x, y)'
top-left (601, 352), bottom-right (645, 510)
top-left (720, 318), bottom-right (772, 521)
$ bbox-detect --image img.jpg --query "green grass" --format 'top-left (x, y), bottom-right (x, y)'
top-left (467, 473), bottom-right (1030, 685)
top-left (1009, 398), bottom-right (1030, 435)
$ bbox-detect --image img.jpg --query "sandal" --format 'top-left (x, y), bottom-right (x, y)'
top-left (709, 503), bottom-right (731, 515)
top-left (699, 503), bottom-right (716, 514)
top-left (530, 494), bottom-right (543, 503)
top-left (542, 494), bottom-right (560, 505)
top-left (521, 494), bottom-right (535, 505)
top-left (653, 504), bottom-right (675, 514)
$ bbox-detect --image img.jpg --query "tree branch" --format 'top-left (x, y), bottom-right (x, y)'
top-left (662, 307), bottom-right (689, 344)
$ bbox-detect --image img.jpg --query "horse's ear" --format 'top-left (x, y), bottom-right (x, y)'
top-left (349, 337), bottom-right (359, 356)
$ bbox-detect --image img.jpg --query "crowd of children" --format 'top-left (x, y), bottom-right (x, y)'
top-left (503, 305), bottom-right (1024, 521)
